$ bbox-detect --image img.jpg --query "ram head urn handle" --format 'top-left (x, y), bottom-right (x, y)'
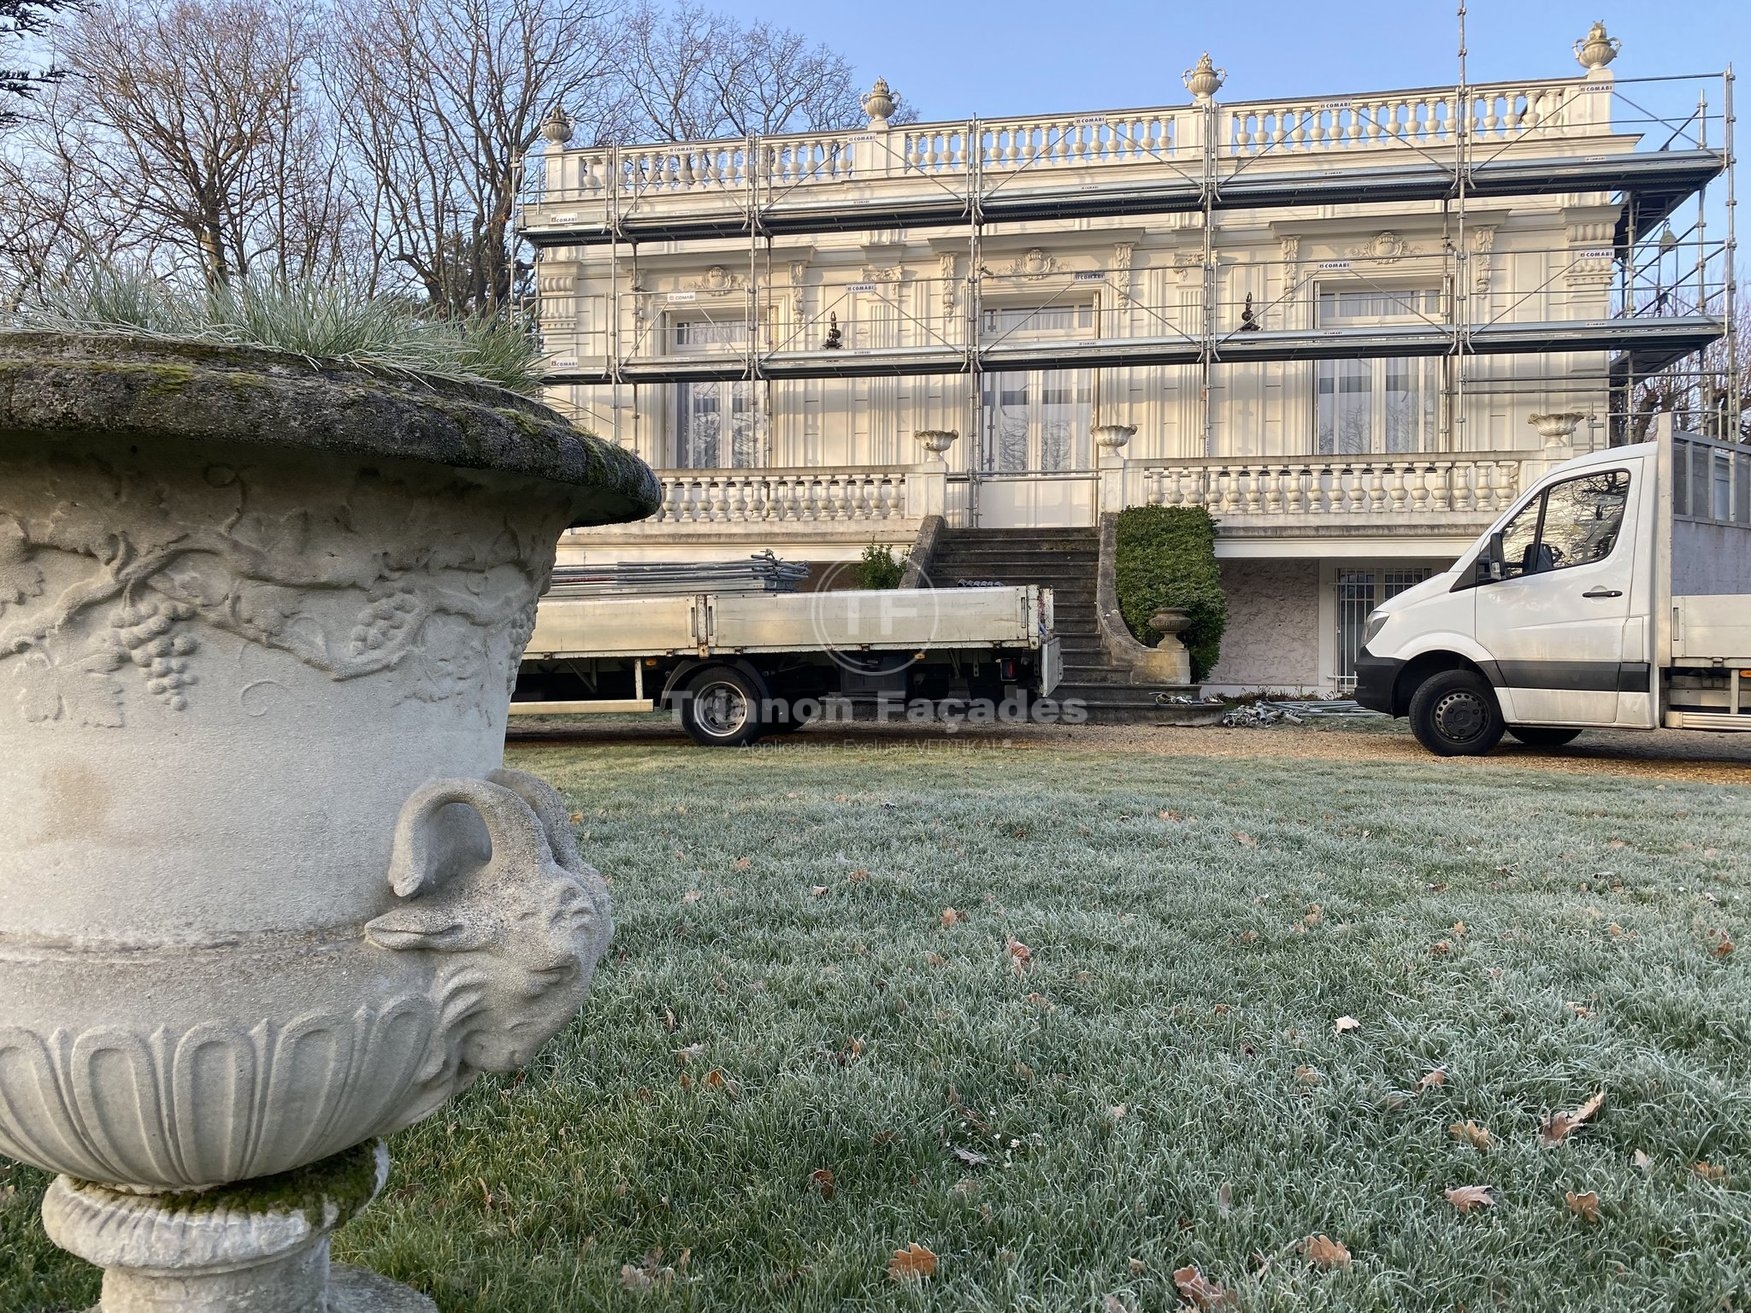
top-left (366, 768), bottom-right (612, 1074)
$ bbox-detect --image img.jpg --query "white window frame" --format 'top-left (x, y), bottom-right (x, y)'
top-left (671, 317), bottom-right (759, 470)
top-left (1314, 286), bottom-right (1441, 457)
top-left (978, 301), bottom-right (1097, 475)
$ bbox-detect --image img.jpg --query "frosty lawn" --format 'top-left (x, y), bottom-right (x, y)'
top-left (5, 734), bottom-right (1750, 1311)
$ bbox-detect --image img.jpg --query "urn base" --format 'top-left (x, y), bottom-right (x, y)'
top-left (45, 1141), bottom-right (432, 1313)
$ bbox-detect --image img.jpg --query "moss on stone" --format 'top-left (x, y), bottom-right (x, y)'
top-left (74, 1140), bottom-right (384, 1230)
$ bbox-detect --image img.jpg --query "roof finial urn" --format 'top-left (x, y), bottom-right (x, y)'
top-left (1183, 53), bottom-right (1226, 105)
top-left (1574, 20), bottom-right (1620, 73)
top-left (862, 77), bottom-right (896, 128)
top-left (539, 103), bottom-right (574, 144)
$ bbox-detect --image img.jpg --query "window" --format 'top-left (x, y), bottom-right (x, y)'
top-left (673, 320), bottom-right (757, 469)
top-left (1315, 288), bottom-right (1439, 456)
top-left (1336, 567), bottom-right (1434, 688)
top-left (979, 304), bottom-right (1095, 473)
top-left (1494, 469), bottom-right (1630, 577)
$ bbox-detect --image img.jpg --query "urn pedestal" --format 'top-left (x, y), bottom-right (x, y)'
top-left (0, 333), bottom-right (661, 1309)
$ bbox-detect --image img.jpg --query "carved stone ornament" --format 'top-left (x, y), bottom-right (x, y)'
top-left (1349, 231), bottom-right (1415, 263)
top-left (691, 264), bottom-right (744, 294)
top-left (1574, 20), bottom-right (1620, 73)
top-left (996, 248), bottom-right (1060, 280)
top-left (1111, 242), bottom-right (1136, 274)
top-left (915, 429), bottom-right (959, 455)
top-left (0, 331), bottom-right (659, 1309)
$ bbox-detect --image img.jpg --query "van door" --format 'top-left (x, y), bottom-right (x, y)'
top-left (1473, 466), bottom-right (1639, 726)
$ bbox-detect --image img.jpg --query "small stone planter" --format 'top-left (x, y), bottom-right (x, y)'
top-left (0, 332), bottom-right (660, 1310)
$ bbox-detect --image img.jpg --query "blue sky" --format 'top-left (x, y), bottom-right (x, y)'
top-left (714, 1), bottom-right (1745, 123)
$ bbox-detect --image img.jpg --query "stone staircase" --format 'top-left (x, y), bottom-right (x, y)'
top-left (923, 527), bottom-right (1196, 722)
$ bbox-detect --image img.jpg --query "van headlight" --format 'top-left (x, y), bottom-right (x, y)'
top-left (1362, 609), bottom-right (1389, 648)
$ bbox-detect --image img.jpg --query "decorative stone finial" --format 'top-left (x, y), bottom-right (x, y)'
top-left (1183, 53), bottom-right (1226, 105)
top-left (1574, 20), bottom-right (1620, 73)
top-left (914, 429), bottom-right (959, 455)
top-left (539, 104), bottom-right (573, 144)
top-left (822, 312), bottom-right (843, 350)
top-left (1239, 292), bottom-right (1260, 332)
top-left (862, 77), bottom-right (896, 127)
top-left (1092, 423), bottom-right (1136, 451)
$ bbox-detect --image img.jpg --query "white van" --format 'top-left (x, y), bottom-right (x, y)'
top-left (1355, 417), bottom-right (1751, 755)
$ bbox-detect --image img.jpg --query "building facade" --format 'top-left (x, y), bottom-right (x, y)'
top-left (520, 25), bottom-right (1732, 692)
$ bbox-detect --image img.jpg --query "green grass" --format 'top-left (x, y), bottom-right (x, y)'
top-left (5, 737), bottom-right (1750, 1311)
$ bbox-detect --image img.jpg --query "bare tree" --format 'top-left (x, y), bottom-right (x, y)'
top-left (619, 0), bottom-right (909, 141)
top-left (0, 0), bottom-right (71, 127)
top-left (326, 0), bottom-right (625, 317)
top-left (51, 0), bottom-right (358, 286)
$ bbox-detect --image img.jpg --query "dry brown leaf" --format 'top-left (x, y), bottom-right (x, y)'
top-left (1007, 937), bottom-right (1032, 973)
top-left (1301, 1234), bottom-right (1352, 1270)
top-left (1159, 809), bottom-right (1182, 821)
top-left (1108, 1103), bottom-right (1128, 1121)
top-left (1216, 1183), bottom-right (1233, 1214)
top-left (1295, 1065), bottom-right (1323, 1086)
top-left (951, 1146), bottom-right (988, 1167)
top-left (1451, 920), bottom-right (1468, 937)
top-left (702, 1068), bottom-right (739, 1096)
top-left (924, 951), bottom-right (948, 967)
top-left (1304, 904), bottom-right (1324, 926)
top-left (733, 856), bottom-right (752, 870)
top-left (1632, 1149), bottom-right (1654, 1173)
top-left (1024, 992), bottom-right (1054, 1010)
top-left (809, 885), bottom-right (829, 897)
top-left (1694, 1160), bottom-right (1728, 1183)
top-left (1418, 1068), bottom-right (1448, 1091)
top-left (940, 907), bottom-right (962, 926)
top-left (887, 1242), bottom-right (938, 1281)
top-left (1333, 1015), bottom-right (1361, 1035)
top-left (847, 868), bottom-right (870, 883)
top-left (1238, 929), bottom-right (1260, 945)
top-left (1443, 1184), bottom-right (1498, 1214)
top-left (1233, 831), bottom-right (1258, 848)
top-left (661, 1006), bottom-right (678, 1032)
top-left (1128, 1257), bottom-right (1147, 1275)
top-left (1431, 939), bottom-right (1452, 957)
top-left (1171, 1265), bottom-right (1234, 1308)
top-left (1450, 1121), bottom-right (1495, 1151)
top-left (1212, 1003), bottom-right (1232, 1015)
top-left (1103, 1296), bottom-right (1131, 1313)
top-left (809, 1168), bottom-right (835, 1200)
top-left (1564, 1190), bottom-right (1601, 1222)
top-left (674, 1043), bottom-right (705, 1066)
top-left (1712, 933), bottom-right (1735, 959)
top-left (681, 889), bottom-right (702, 905)
top-left (1540, 1091), bottom-right (1606, 1146)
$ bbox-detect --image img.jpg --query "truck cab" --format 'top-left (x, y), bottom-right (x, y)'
top-left (1355, 420), bottom-right (1751, 755)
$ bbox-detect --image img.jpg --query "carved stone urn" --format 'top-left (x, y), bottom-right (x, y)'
top-left (0, 332), bottom-right (660, 1310)
top-left (1529, 410), bottom-right (1588, 449)
top-left (914, 428), bottom-right (959, 456)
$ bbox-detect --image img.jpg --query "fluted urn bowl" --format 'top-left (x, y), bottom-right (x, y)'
top-left (0, 332), bottom-right (660, 1193)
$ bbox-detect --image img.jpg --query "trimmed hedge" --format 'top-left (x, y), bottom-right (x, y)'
top-left (1113, 505), bottom-right (1228, 681)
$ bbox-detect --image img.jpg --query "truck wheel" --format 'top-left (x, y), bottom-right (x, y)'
top-left (1507, 726), bottom-right (1583, 748)
top-left (1408, 669), bottom-right (1504, 756)
top-left (680, 667), bottom-right (763, 747)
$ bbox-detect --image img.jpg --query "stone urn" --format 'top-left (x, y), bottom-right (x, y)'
top-left (1574, 20), bottom-right (1620, 73)
top-left (1092, 423), bottom-right (1136, 453)
top-left (0, 333), bottom-right (660, 1310)
top-left (1529, 410), bottom-right (1588, 449)
top-left (915, 428), bottom-right (959, 456)
top-left (1147, 607), bottom-right (1193, 648)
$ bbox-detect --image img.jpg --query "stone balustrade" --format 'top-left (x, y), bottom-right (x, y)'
top-left (1128, 453), bottom-right (1527, 519)
top-left (653, 467), bottom-right (914, 525)
top-left (532, 75), bottom-right (1609, 205)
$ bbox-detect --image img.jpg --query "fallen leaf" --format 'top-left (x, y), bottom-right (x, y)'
top-left (1564, 1190), bottom-right (1601, 1222)
top-left (1014, 1062), bottom-right (1034, 1080)
top-left (1103, 1296), bottom-right (1130, 1313)
top-left (1024, 992), bottom-right (1054, 1010)
top-left (1431, 939), bottom-right (1452, 957)
top-left (1444, 1184), bottom-right (1498, 1214)
top-left (847, 868), bottom-right (870, 883)
top-left (941, 907), bottom-right (962, 926)
top-left (1632, 1149), bottom-right (1654, 1173)
top-left (1295, 1065), bottom-right (1322, 1086)
top-left (1301, 1234), bottom-right (1352, 1270)
top-left (1333, 1015), bottom-right (1361, 1035)
top-left (661, 1006), bottom-right (678, 1032)
top-left (1450, 1121), bottom-right (1495, 1151)
top-left (1172, 1265), bottom-right (1234, 1308)
top-left (1108, 1103), bottom-right (1128, 1120)
top-left (809, 1168), bottom-right (836, 1200)
top-left (1304, 904), bottom-right (1324, 926)
top-left (1128, 1257), bottom-right (1147, 1275)
top-left (1159, 809), bottom-right (1182, 821)
top-left (681, 889), bottom-right (702, 904)
top-left (1451, 920), bottom-right (1468, 938)
top-left (1007, 937), bottom-right (1032, 973)
top-left (1541, 1092), bottom-right (1606, 1146)
top-left (703, 1068), bottom-right (739, 1095)
top-left (1238, 930), bottom-right (1259, 945)
top-left (1418, 1068), bottom-right (1448, 1091)
top-left (887, 1242), bottom-right (938, 1281)
top-left (924, 951), bottom-right (948, 966)
top-left (1216, 1182), bottom-right (1233, 1214)
top-left (734, 856), bottom-right (752, 870)
top-left (674, 1043), bottom-right (705, 1066)
top-left (1694, 1160), bottom-right (1728, 1183)
top-left (1233, 831), bottom-right (1258, 848)
top-left (618, 1264), bottom-right (654, 1291)
top-left (952, 1146), bottom-right (988, 1167)
top-left (1712, 934), bottom-right (1735, 959)
top-left (1212, 1003), bottom-right (1231, 1015)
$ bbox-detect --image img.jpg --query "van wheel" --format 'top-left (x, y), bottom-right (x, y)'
top-left (1408, 669), bottom-right (1504, 756)
top-left (680, 667), bottom-right (763, 747)
top-left (1507, 726), bottom-right (1583, 748)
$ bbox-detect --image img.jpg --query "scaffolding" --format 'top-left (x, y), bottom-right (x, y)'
top-left (520, 28), bottom-right (1739, 454)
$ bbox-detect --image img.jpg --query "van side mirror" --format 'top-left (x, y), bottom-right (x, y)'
top-left (1476, 531), bottom-right (1507, 584)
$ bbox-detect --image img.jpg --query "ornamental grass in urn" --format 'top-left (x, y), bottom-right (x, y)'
top-left (0, 288), bottom-right (659, 1311)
